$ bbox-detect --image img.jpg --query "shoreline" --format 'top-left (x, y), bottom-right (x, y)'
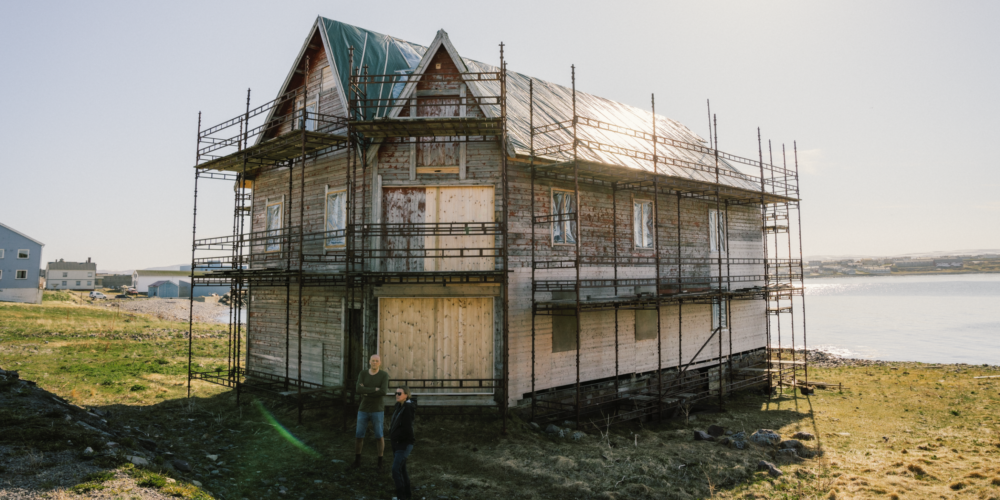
top-left (804, 270), bottom-right (1000, 279)
top-left (791, 348), bottom-right (1000, 370)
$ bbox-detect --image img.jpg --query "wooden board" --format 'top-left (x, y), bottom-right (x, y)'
top-left (378, 297), bottom-right (494, 393)
top-left (424, 186), bottom-right (494, 271)
top-left (287, 338), bottom-right (323, 386)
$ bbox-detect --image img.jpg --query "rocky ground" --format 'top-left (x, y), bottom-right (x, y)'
top-left (0, 368), bottom-right (207, 499)
top-left (96, 297), bottom-right (230, 324)
top-left (800, 349), bottom-right (1000, 370)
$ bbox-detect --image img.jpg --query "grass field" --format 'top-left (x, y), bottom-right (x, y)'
top-left (2, 300), bottom-right (999, 499)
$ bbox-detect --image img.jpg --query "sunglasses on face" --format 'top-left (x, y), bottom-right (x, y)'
top-left (395, 392), bottom-right (405, 396)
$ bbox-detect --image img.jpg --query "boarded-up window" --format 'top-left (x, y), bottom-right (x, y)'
top-left (709, 209), bottom-right (726, 252)
top-left (265, 201), bottom-right (283, 252)
top-left (552, 313), bottom-right (578, 352)
top-left (325, 190), bottom-right (346, 247)
top-left (552, 190), bottom-right (577, 245)
top-left (635, 309), bottom-right (658, 341)
top-left (382, 186), bottom-right (494, 272)
top-left (712, 298), bottom-right (728, 330)
top-left (633, 200), bottom-right (653, 249)
top-left (379, 297), bottom-right (494, 393)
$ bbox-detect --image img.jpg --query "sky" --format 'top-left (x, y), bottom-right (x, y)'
top-left (1, 1), bottom-right (998, 270)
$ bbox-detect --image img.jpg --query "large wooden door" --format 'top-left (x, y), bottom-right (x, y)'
top-left (378, 297), bottom-right (494, 393)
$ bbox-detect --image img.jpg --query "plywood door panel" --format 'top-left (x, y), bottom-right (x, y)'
top-left (424, 186), bottom-right (494, 271)
top-left (379, 297), bottom-right (493, 393)
top-left (382, 188), bottom-right (426, 272)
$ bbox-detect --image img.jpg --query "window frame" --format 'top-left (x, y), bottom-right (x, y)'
top-left (265, 198), bottom-right (284, 253)
top-left (15, 270), bottom-right (28, 280)
top-left (0, 249), bottom-right (4, 258)
top-left (61, 281), bottom-right (67, 286)
top-left (550, 188), bottom-right (578, 246)
top-left (633, 198), bottom-right (654, 250)
top-left (17, 249), bottom-right (29, 259)
top-left (0, 270), bottom-right (3, 279)
top-left (62, 272), bottom-right (68, 278)
top-left (712, 298), bottom-right (728, 331)
top-left (323, 186), bottom-right (347, 249)
top-left (76, 280), bottom-right (81, 286)
top-left (709, 209), bottom-right (727, 253)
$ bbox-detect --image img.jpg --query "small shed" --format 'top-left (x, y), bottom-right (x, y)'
top-left (148, 280), bottom-right (179, 298)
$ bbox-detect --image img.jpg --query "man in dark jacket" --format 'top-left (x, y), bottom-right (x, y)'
top-left (388, 385), bottom-right (416, 500)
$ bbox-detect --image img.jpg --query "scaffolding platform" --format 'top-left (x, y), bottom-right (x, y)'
top-left (197, 129), bottom-right (348, 173)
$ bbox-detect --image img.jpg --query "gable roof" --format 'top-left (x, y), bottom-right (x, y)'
top-left (0, 222), bottom-right (45, 247)
top-left (47, 261), bottom-right (96, 271)
top-left (311, 18), bottom-right (751, 189)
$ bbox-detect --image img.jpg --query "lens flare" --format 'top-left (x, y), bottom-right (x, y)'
top-left (254, 400), bottom-right (320, 457)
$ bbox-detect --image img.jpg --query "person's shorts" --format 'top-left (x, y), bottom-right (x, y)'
top-left (355, 411), bottom-right (384, 438)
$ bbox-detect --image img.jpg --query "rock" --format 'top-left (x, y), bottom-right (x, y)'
top-left (206, 454), bottom-right (219, 461)
top-left (313, 480), bottom-right (322, 483)
top-left (571, 431), bottom-right (587, 441)
top-left (126, 455), bottom-right (150, 466)
top-left (731, 431), bottom-right (746, 440)
top-left (792, 432), bottom-right (814, 441)
top-left (693, 431), bottom-right (714, 441)
top-left (725, 430), bottom-right (734, 436)
top-left (778, 449), bottom-right (798, 457)
top-left (529, 422), bottom-right (541, 431)
top-left (563, 421), bottom-right (577, 428)
top-left (105, 442), bottom-right (119, 449)
top-left (166, 478), bottom-right (176, 484)
top-left (553, 456), bottom-right (577, 470)
top-left (192, 480), bottom-right (203, 487)
top-left (211, 470), bottom-right (220, 475)
top-left (278, 486), bottom-right (287, 495)
top-left (139, 438), bottom-right (158, 451)
top-left (557, 429), bottom-right (566, 438)
top-left (730, 440), bottom-right (746, 450)
top-left (330, 459), bottom-right (345, 464)
top-left (750, 429), bottom-right (781, 446)
top-left (172, 460), bottom-right (192, 472)
top-left (75, 420), bottom-right (110, 436)
top-left (82, 447), bottom-right (94, 455)
top-left (780, 440), bottom-right (803, 450)
top-left (545, 424), bottom-right (561, 435)
top-left (757, 460), bottom-right (783, 477)
top-left (92, 408), bottom-right (108, 417)
top-left (688, 415), bottom-right (697, 421)
top-left (707, 425), bottom-right (725, 437)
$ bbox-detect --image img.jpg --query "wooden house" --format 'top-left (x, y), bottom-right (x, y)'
top-left (187, 18), bottom-right (808, 427)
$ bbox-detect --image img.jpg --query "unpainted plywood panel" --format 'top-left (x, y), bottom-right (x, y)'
top-left (382, 188), bottom-right (426, 272)
top-left (424, 186), bottom-right (494, 271)
top-left (379, 297), bottom-right (493, 393)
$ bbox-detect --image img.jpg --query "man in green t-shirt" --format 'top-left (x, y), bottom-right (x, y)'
top-left (353, 354), bottom-right (389, 469)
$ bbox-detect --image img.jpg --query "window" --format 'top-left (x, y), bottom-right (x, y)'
top-left (16, 270), bottom-right (28, 280)
top-left (709, 210), bottom-right (727, 252)
top-left (17, 249), bottom-right (29, 259)
top-left (62, 281), bottom-right (67, 286)
top-left (712, 298), bottom-right (728, 330)
top-left (87, 281), bottom-right (92, 286)
top-left (296, 96), bottom-right (318, 131)
top-left (552, 313), bottom-right (578, 352)
top-left (62, 272), bottom-right (67, 278)
top-left (76, 281), bottom-right (81, 286)
top-left (325, 189), bottom-right (347, 247)
top-left (551, 190), bottom-right (577, 245)
top-left (265, 200), bottom-right (283, 252)
top-left (635, 309), bottom-right (658, 341)
top-left (633, 200), bottom-right (654, 249)
top-left (88, 272), bottom-right (93, 277)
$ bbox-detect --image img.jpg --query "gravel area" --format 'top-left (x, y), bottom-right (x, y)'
top-left (97, 297), bottom-right (230, 324)
top-left (799, 349), bottom-right (1000, 371)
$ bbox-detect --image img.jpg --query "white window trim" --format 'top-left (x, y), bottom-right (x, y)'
top-left (264, 197), bottom-right (284, 253)
top-left (0, 249), bottom-right (4, 258)
top-left (712, 298), bottom-right (729, 331)
top-left (0, 270), bottom-right (3, 279)
top-left (632, 198), bottom-right (654, 250)
top-left (551, 188), bottom-right (578, 246)
top-left (709, 209), bottom-right (727, 253)
top-left (15, 270), bottom-right (28, 280)
top-left (62, 272), bottom-right (68, 278)
top-left (324, 185), bottom-right (347, 249)
top-left (17, 249), bottom-right (29, 259)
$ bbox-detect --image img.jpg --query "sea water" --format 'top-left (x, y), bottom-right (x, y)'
top-left (801, 274), bottom-right (1000, 364)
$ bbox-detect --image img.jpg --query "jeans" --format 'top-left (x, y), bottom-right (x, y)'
top-left (355, 411), bottom-right (384, 439)
top-left (392, 444), bottom-right (414, 500)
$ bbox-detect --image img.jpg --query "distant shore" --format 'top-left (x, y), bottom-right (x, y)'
top-left (803, 269), bottom-right (1000, 279)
